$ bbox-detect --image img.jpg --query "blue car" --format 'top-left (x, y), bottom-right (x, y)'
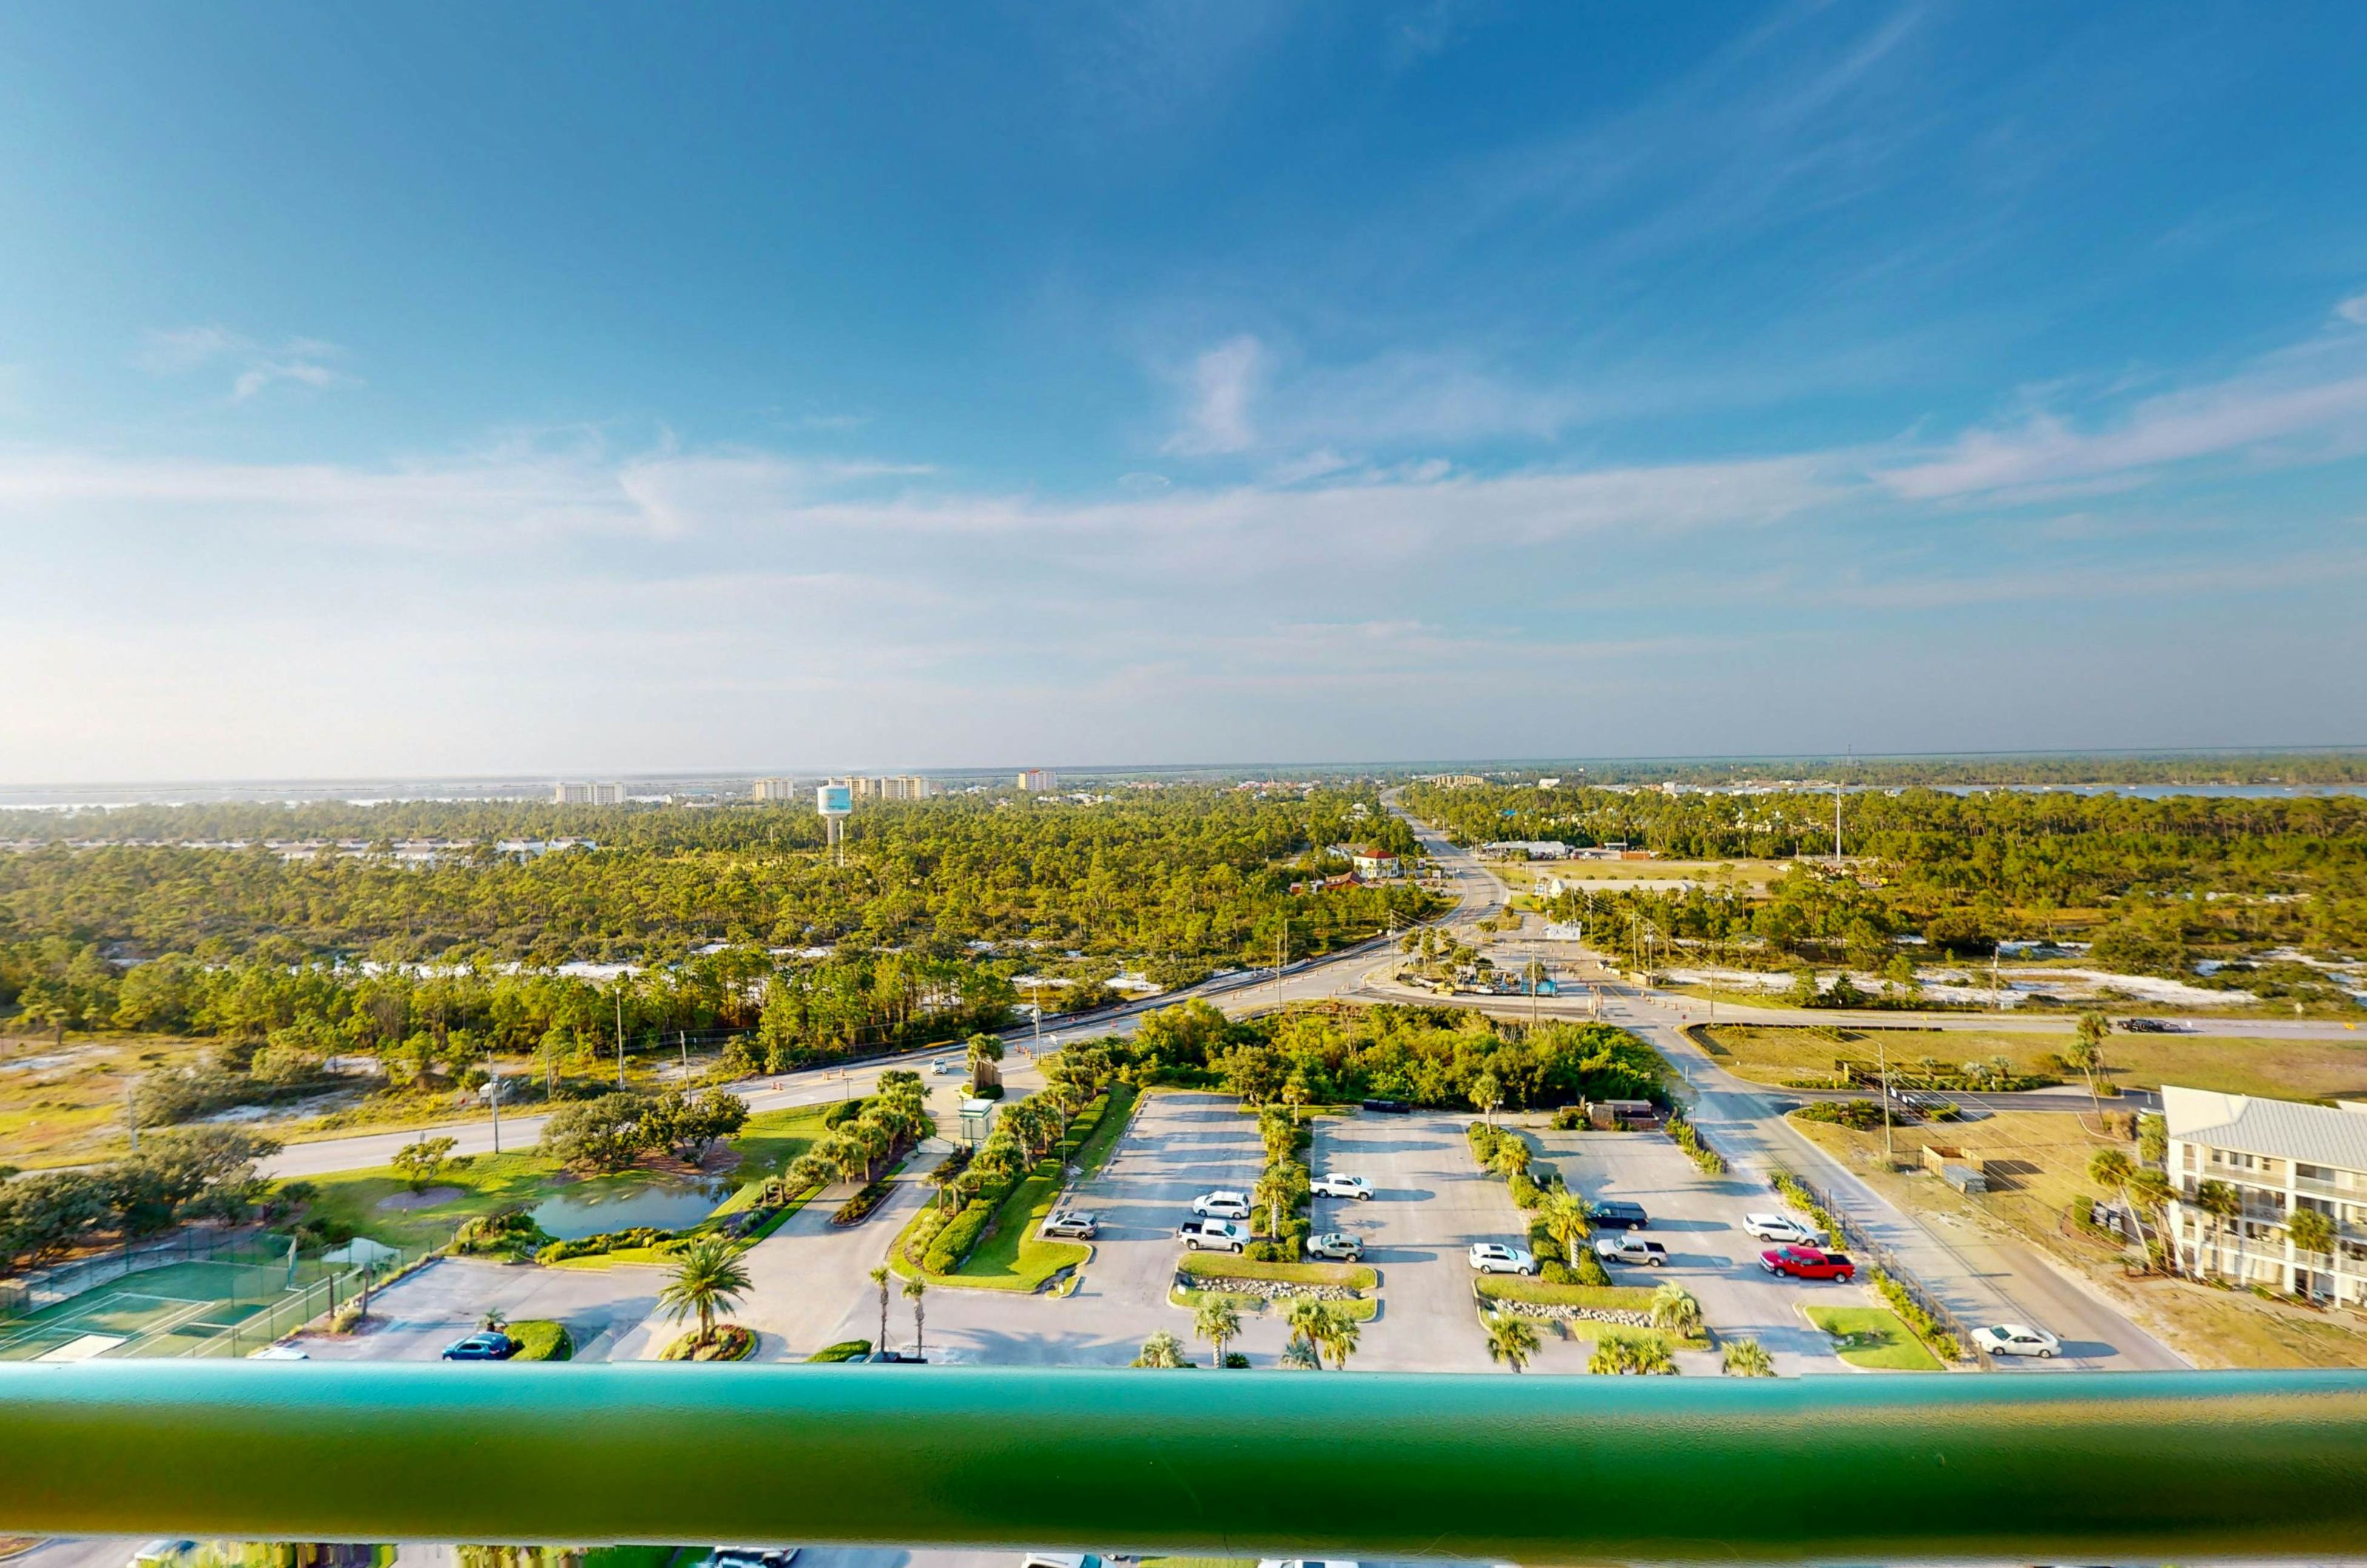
top-left (440, 1331), bottom-right (517, 1361)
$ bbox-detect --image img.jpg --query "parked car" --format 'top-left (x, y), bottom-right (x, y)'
top-left (439, 1331), bottom-right (517, 1361)
top-left (931, 1058), bottom-right (963, 1074)
top-left (245, 1344), bottom-right (309, 1361)
top-left (709, 1550), bottom-right (800, 1568)
top-left (1743, 1212), bottom-right (1821, 1246)
top-left (1311, 1173), bottom-right (1373, 1200)
top-left (1192, 1190), bottom-right (1253, 1220)
top-left (1041, 1209), bottom-right (1098, 1240)
top-left (2120, 1017), bottom-right (2187, 1033)
top-left (1306, 1231), bottom-right (1364, 1262)
top-left (1973, 1322), bottom-right (2062, 1359)
top-left (1593, 1235), bottom-right (1669, 1268)
top-left (1759, 1246), bottom-right (1856, 1281)
top-left (1467, 1242), bottom-right (1536, 1275)
top-left (1178, 1219), bottom-right (1252, 1252)
top-left (1590, 1200), bottom-right (1650, 1231)
top-left (1360, 1098), bottom-right (1411, 1115)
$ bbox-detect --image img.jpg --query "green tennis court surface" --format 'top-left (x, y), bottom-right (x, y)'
top-left (0, 1255), bottom-right (342, 1362)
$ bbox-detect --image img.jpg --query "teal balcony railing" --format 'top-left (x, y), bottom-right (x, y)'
top-left (4, 1364), bottom-right (2366, 1561)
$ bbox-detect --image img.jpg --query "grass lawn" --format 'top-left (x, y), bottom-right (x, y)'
top-left (1806, 1304), bottom-right (1942, 1371)
top-left (947, 1166), bottom-right (1088, 1291)
top-left (724, 1103), bottom-right (833, 1194)
top-left (0, 1033), bottom-right (213, 1168)
top-left (299, 1150), bottom-right (571, 1250)
top-left (1178, 1254), bottom-right (1377, 1292)
top-left (1474, 1277), bottom-right (1657, 1312)
top-left (1701, 1023), bottom-right (2367, 1101)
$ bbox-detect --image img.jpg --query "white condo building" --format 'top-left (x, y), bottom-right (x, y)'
top-left (1017, 768), bottom-right (1056, 792)
top-left (553, 781), bottom-right (626, 805)
top-left (2162, 1084), bottom-right (2367, 1306)
top-left (751, 777), bottom-right (800, 801)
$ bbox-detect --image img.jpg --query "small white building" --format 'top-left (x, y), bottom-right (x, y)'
top-left (1350, 848), bottom-right (1401, 880)
top-left (2162, 1084), bottom-right (2367, 1305)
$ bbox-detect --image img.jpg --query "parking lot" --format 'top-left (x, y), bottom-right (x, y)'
top-left (292, 1257), bottom-right (663, 1362)
top-left (1310, 1109), bottom-right (1522, 1371)
top-left (1527, 1123), bottom-right (1844, 1374)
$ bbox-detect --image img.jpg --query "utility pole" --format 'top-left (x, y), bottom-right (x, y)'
top-left (488, 1068), bottom-right (502, 1155)
top-left (615, 990), bottom-right (626, 1089)
top-left (679, 1030), bottom-right (689, 1078)
top-left (1878, 1035), bottom-right (1894, 1160)
top-left (126, 1084), bottom-right (139, 1155)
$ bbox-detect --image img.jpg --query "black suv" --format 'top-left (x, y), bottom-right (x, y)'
top-left (1360, 1098), bottom-right (1411, 1114)
top-left (1590, 1200), bottom-right (1650, 1231)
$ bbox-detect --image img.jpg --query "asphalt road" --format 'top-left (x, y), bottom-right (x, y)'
top-left (292, 1255), bottom-right (663, 1363)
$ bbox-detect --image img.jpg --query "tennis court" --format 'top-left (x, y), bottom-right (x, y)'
top-left (0, 1253), bottom-right (348, 1362)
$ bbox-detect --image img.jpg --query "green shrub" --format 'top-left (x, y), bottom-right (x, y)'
top-left (831, 1180), bottom-right (893, 1226)
top-left (923, 1198), bottom-right (995, 1274)
top-left (1573, 1248), bottom-right (1613, 1287)
top-left (1467, 1122), bottom-right (1502, 1163)
top-left (1552, 1106), bottom-right (1585, 1131)
top-left (1539, 1260), bottom-right (1578, 1285)
top-left (534, 1225), bottom-right (677, 1264)
top-left (453, 1207), bottom-right (553, 1260)
top-left (823, 1097), bottom-right (872, 1129)
top-left (1869, 1268), bottom-right (1959, 1362)
top-left (806, 1339), bottom-right (872, 1362)
top-left (1507, 1172), bottom-right (1544, 1209)
top-left (506, 1319), bottom-right (573, 1361)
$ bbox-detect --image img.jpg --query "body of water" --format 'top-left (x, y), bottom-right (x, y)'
top-left (529, 1175), bottom-right (730, 1238)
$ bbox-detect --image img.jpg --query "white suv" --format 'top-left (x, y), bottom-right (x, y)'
top-left (1467, 1243), bottom-right (1536, 1275)
top-left (1311, 1173), bottom-right (1372, 1200)
top-left (1743, 1212), bottom-right (1820, 1246)
top-left (1192, 1191), bottom-right (1253, 1219)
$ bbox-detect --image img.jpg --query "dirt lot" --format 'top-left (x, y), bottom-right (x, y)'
top-left (1789, 1111), bottom-right (2367, 1369)
top-left (1698, 1023), bottom-right (2367, 1101)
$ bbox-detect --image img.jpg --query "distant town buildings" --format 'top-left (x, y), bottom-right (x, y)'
top-left (553, 782), bottom-right (626, 805)
top-left (1414, 773), bottom-right (1488, 788)
top-left (854, 775), bottom-right (937, 801)
top-left (1018, 769), bottom-right (1058, 792)
top-left (751, 777), bottom-right (801, 801)
top-left (1480, 839), bottom-right (1575, 859)
top-left (2163, 1085), bottom-right (2367, 1306)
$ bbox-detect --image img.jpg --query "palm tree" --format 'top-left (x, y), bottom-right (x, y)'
top-left (2088, 1149), bottom-right (2147, 1270)
top-left (1193, 1296), bottom-right (1242, 1368)
top-left (1492, 1136), bottom-right (1533, 1181)
top-left (1522, 959), bottom-right (1547, 1024)
top-left (2129, 1167), bottom-right (2175, 1275)
top-left (1134, 1328), bottom-right (1187, 1368)
top-left (868, 1265), bottom-right (891, 1352)
top-left (965, 1031), bottom-right (1004, 1094)
top-left (1541, 1191), bottom-right (1592, 1269)
top-left (2067, 1012), bottom-right (2111, 1122)
top-left (2286, 1207), bottom-right (2338, 1296)
top-left (1470, 1071), bottom-right (1504, 1127)
top-left (1317, 1301), bottom-right (1360, 1370)
top-left (1650, 1282), bottom-right (1703, 1340)
top-left (1284, 1296), bottom-right (1331, 1369)
top-left (2195, 1177), bottom-right (2241, 1283)
top-left (1483, 1311), bottom-right (1539, 1373)
top-left (1721, 1338), bottom-right (1775, 1376)
top-left (902, 1276), bottom-right (928, 1361)
top-left (658, 1236), bottom-right (752, 1349)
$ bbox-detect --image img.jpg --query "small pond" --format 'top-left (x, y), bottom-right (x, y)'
top-left (530, 1175), bottom-right (730, 1239)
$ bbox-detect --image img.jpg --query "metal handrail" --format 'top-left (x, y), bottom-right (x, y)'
top-left (4, 1364), bottom-right (2366, 1561)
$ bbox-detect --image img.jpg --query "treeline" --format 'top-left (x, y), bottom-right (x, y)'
top-left (1398, 751), bottom-right (2367, 788)
top-left (0, 787), bottom-right (1429, 970)
top-left (0, 1127), bottom-right (280, 1271)
top-left (1409, 783), bottom-right (2367, 957)
top-left (1115, 1000), bottom-right (1664, 1112)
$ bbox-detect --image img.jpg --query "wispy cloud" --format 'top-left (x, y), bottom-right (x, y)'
top-left (135, 325), bottom-right (351, 402)
top-left (1162, 335), bottom-right (1264, 454)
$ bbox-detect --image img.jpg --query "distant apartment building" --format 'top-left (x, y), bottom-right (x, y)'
top-left (872, 775), bottom-right (937, 801)
top-left (1017, 768), bottom-right (1057, 792)
top-left (751, 777), bottom-right (801, 802)
top-left (553, 781), bottom-right (626, 805)
top-left (1349, 847), bottom-right (1402, 880)
top-left (2163, 1084), bottom-right (2367, 1306)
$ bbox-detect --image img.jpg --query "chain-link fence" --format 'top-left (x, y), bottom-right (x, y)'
top-left (0, 1226), bottom-right (289, 1321)
top-left (1769, 1169), bottom-right (1993, 1369)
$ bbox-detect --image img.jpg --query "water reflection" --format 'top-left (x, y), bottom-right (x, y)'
top-left (528, 1177), bottom-right (729, 1240)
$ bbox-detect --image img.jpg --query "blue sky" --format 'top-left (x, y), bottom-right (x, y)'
top-left (3, 1), bottom-right (2366, 780)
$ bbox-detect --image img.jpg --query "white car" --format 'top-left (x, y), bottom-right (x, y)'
top-left (1973, 1323), bottom-right (2062, 1359)
top-left (1192, 1190), bottom-right (1253, 1219)
top-left (1594, 1234), bottom-right (1669, 1267)
top-left (245, 1344), bottom-right (309, 1361)
top-left (931, 1058), bottom-right (963, 1075)
top-left (1743, 1212), bottom-right (1821, 1246)
top-left (1178, 1219), bottom-right (1252, 1252)
top-left (1467, 1242), bottom-right (1536, 1275)
top-left (1311, 1173), bottom-right (1373, 1200)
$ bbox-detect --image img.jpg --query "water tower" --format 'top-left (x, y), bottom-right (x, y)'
top-left (815, 781), bottom-right (853, 865)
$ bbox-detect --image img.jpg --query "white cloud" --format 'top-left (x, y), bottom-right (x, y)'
top-left (136, 325), bottom-right (350, 401)
top-left (2338, 291), bottom-right (2367, 328)
top-left (1163, 334), bottom-right (1263, 454)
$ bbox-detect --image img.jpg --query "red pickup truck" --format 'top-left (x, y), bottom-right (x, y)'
top-left (1759, 1245), bottom-right (1857, 1281)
